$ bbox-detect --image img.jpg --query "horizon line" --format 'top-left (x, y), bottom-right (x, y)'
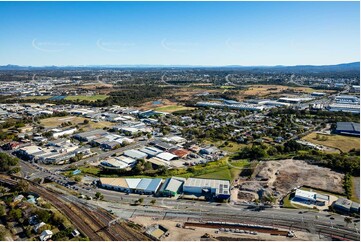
top-left (1, 61), bottom-right (360, 68)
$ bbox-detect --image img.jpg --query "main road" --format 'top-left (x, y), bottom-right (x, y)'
top-left (3, 148), bottom-right (360, 241)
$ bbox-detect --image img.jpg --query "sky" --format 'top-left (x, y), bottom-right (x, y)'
top-left (0, 1), bottom-right (359, 66)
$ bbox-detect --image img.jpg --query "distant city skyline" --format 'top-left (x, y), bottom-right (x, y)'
top-left (0, 1), bottom-right (359, 66)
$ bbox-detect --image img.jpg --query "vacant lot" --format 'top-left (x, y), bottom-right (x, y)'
top-left (154, 105), bottom-right (195, 113)
top-left (302, 132), bottom-right (360, 153)
top-left (40, 116), bottom-right (113, 130)
top-left (64, 95), bottom-right (108, 102)
top-left (22, 95), bottom-right (52, 100)
top-left (40, 116), bottom-right (88, 128)
top-left (202, 140), bottom-right (248, 153)
top-left (254, 159), bottom-right (344, 196)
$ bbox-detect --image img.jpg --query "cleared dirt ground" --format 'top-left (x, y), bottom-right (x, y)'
top-left (253, 159), bottom-right (344, 196)
top-left (130, 217), bottom-right (320, 241)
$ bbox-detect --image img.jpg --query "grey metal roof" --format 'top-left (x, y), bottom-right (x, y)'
top-left (315, 193), bottom-right (329, 201)
top-left (336, 122), bottom-right (360, 133)
top-left (184, 178), bottom-right (230, 195)
top-left (146, 178), bottom-right (162, 192)
top-left (123, 149), bottom-right (147, 160)
top-left (151, 140), bottom-right (176, 150)
top-left (334, 198), bottom-right (352, 210)
top-left (351, 202), bottom-right (360, 210)
top-left (139, 146), bottom-right (162, 156)
top-left (136, 178), bottom-right (153, 190)
top-left (164, 178), bottom-right (183, 193)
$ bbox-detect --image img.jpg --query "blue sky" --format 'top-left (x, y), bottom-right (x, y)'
top-left (0, 1), bottom-right (359, 66)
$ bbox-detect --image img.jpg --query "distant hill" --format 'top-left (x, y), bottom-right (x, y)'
top-left (0, 62), bottom-right (359, 73)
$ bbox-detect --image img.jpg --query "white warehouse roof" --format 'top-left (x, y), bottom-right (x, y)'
top-left (294, 189), bottom-right (316, 201)
top-left (156, 152), bottom-right (178, 161)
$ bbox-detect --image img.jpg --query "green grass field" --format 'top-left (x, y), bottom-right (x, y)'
top-left (64, 95), bottom-right (108, 102)
top-left (202, 140), bottom-right (248, 154)
top-left (197, 168), bottom-right (232, 180)
top-left (154, 105), bottom-right (195, 113)
top-left (74, 155), bottom-right (249, 181)
top-left (302, 132), bottom-right (360, 153)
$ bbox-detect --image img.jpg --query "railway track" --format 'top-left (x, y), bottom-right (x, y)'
top-left (29, 185), bottom-right (106, 241)
top-left (163, 209), bottom-right (360, 241)
top-left (94, 207), bottom-right (150, 240)
top-left (1, 176), bottom-right (359, 241)
top-left (0, 176), bottom-right (150, 241)
top-left (184, 222), bottom-right (289, 236)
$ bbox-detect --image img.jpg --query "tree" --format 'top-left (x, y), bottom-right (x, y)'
top-left (74, 176), bottom-right (81, 182)
top-left (8, 167), bottom-right (20, 174)
top-left (344, 217), bottom-right (352, 227)
top-left (0, 226), bottom-right (7, 241)
top-left (0, 205), bottom-right (5, 216)
top-left (83, 119), bottom-right (90, 125)
top-left (14, 180), bottom-right (29, 193)
top-left (95, 192), bottom-right (103, 200)
top-left (138, 198), bottom-right (144, 204)
top-left (150, 199), bottom-right (156, 205)
top-left (38, 224), bottom-right (52, 234)
top-left (35, 209), bottom-right (51, 223)
top-left (9, 208), bottom-right (22, 220)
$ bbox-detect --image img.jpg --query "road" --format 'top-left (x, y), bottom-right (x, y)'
top-left (2, 142), bottom-right (360, 240)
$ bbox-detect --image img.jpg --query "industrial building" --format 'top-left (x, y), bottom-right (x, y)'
top-left (99, 176), bottom-right (232, 200)
top-left (332, 198), bottom-right (360, 214)
top-left (52, 127), bottom-right (77, 139)
top-left (100, 156), bottom-right (137, 169)
top-left (73, 129), bottom-right (108, 142)
top-left (293, 189), bottom-right (329, 206)
top-left (139, 146), bottom-right (163, 158)
top-left (196, 101), bottom-right (264, 111)
top-left (327, 103), bottom-right (360, 114)
top-left (99, 177), bottom-right (162, 194)
top-left (278, 97), bottom-right (313, 104)
top-left (183, 178), bottom-right (230, 200)
top-left (335, 122), bottom-right (360, 136)
top-left (335, 95), bottom-right (360, 104)
top-left (311, 92), bottom-right (326, 97)
top-left (158, 177), bottom-right (185, 197)
top-left (123, 149), bottom-right (147, 160)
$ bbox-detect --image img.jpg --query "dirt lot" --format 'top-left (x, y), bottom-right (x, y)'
top-left (240, 85), bottom-right (315, 97)
top-left (40, 116), bottom-right (88, 128)
top-left (241, 159), bottom-right (344, 199)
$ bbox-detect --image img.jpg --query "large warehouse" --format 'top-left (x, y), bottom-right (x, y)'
top-left (99, 177), bottom-right (162, 194)
top-left (335, 122), bottom-right (360, 136)
top-left (183, 178), bottom-right (230, 200)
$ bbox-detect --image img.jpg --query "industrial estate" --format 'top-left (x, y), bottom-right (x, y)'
top-left (0, 62), bottom-right (359, 241)
top-left (0, 1), bottom-right (360, 242)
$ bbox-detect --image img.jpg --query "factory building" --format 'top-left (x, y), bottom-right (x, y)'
top-left (278, 97), bottom-right (313, 104)
top-left (293, 189), bottom-right (329, 206)
top-left (196, 102), bottom-right (264, 111)
top-left (335, 122), bottom-right (360, 136)
top-left (311, 92), bottom-right (326, 97)
top-left (335, 95), bottom-right (360, 104)
top-left (327, 104), bottom-right (360, 114)
top-left (73, 129), bottom-right (108, 142)
top-left (332, 198), bottom-right (360, 215)
top-left (123, 149), bottom-right (147, 160)
top-left (158, 177), bottom-right (185, 197)
top-left (99, 177), bottom-right (162, 194)
top-left (139, 146), bottom-right (163, 158)
top-left (183, 178), bottom-right (230, 200)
